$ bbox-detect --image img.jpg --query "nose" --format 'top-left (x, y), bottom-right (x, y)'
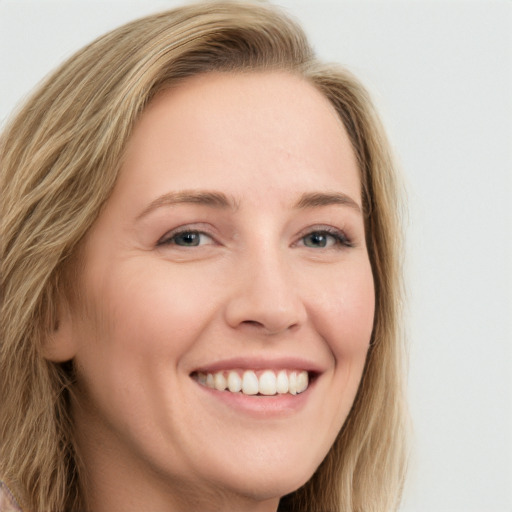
top-left (224, 249), bottom-right (307, 335)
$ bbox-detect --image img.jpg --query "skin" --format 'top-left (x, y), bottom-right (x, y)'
top-left (48, 71), bottom-right (375, 512)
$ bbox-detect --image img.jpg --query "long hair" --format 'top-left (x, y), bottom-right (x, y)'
top-left (0, 2), bottom-right (408, 510)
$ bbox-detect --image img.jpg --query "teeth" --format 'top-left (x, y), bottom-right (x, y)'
top-left (214, 372), bottom-right (227, 391)
top-left (258, 370), bottom-right (277, 395)
top-left (196, 369), bottom-right (309, 396)
top-left (276, 370), bottom-right (289, 394)
top-left (227, 371), bottom-right (242, 392)
top-left (297, 370), bottom-right (308, 393)
top-left (289, 371), bottom-right (297, 395)
top-left (242, 370), bottom-right (259, 395)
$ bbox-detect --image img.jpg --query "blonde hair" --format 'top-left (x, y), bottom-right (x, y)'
top-left (0, 2), bottom-right (408, 510)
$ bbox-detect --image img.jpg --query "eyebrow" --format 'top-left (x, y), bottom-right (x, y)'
top-left (136, 189), bottom-right (361, 221)
top-left (294, 192), bottom-right (362, 214)
top-left (136, 190), bottom-right (237, 221)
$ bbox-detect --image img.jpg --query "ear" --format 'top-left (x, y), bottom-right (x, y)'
top-left (41, 295), bottom-right (78, 363)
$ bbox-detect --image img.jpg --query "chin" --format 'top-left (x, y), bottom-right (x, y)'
top-left (202, 451), bottom-right (320, 503)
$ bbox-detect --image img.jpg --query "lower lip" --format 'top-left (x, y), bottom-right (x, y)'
top-left (193, 379), bottom-right (315, 419)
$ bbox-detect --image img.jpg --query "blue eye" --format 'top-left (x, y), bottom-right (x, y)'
top-left (301, 230), bottom-right (351, 249)
top-left (159, 230), bottom-right (213, 247)
top-left (173, 232), bottom-right (201, 246)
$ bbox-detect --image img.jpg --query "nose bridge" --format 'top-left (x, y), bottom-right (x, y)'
top-left (224, 241), bottom-right (306, 334)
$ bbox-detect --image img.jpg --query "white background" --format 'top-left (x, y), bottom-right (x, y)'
top-left (1, 1), bottom-right (511, 511)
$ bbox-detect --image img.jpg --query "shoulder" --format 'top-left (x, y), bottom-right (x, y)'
top-left (0, 482), bottom-right (22, 512)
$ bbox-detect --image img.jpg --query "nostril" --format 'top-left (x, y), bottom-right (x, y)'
top-left (238, 318), bottom-right (301, 336)
top-left (242, 320), bottom-right (264, 328)
top-left (225, 290), bottom-right (306, 334)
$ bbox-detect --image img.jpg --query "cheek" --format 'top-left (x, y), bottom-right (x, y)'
top-left (88, 261), bottom-right (217, 350)
top-left (72, 263), bottom-right (216, 403)
top-left (296, 259), bottom-right (374, 452)
top-left (308, 258), bottom-right (374, 419)
top-left (70, 264), bottom-right (222, 461)
top-left (312, 260), bottom-right (375, 359)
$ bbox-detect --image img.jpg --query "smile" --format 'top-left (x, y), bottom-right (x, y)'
top-left (193, 369), bottom-right (309, 396)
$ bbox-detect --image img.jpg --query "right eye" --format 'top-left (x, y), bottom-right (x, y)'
top-left (158, 230), bottom-right (214, 247)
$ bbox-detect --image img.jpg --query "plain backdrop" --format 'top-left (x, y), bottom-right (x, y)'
top-left (1, 1), bottom-right (511, 511)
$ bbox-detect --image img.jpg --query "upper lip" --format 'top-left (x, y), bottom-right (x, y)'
top-left (190, 356), bottom-right (326, 375)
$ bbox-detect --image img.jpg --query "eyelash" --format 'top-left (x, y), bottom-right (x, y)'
top-left (157, 226), bottom-right (353, 249)
top-left (157, 229), bottom-right (213, 247)
top-left (297, 227), bottom-right (353, 249)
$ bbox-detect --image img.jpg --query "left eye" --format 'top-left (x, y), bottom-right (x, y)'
top-left (301, 230), bottom-right (349, 249)
top-left (159, 231), bottom-right (213, 247)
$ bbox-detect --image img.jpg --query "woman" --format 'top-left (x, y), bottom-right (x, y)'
top-left (0, 2), bottom-right (408, 511)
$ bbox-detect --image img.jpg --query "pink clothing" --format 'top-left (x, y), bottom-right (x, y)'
top-left (0, 482), bottom-right (21, 512)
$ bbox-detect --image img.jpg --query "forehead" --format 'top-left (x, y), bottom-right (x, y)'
top-left (115, 71), bottom-right (361, 209)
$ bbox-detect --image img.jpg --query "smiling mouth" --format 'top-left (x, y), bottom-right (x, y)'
top-left (192, 369), bottom-right (311, 396)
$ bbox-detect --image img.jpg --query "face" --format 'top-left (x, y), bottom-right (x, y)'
top-left (56, 72), bottom-right (375, 511)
